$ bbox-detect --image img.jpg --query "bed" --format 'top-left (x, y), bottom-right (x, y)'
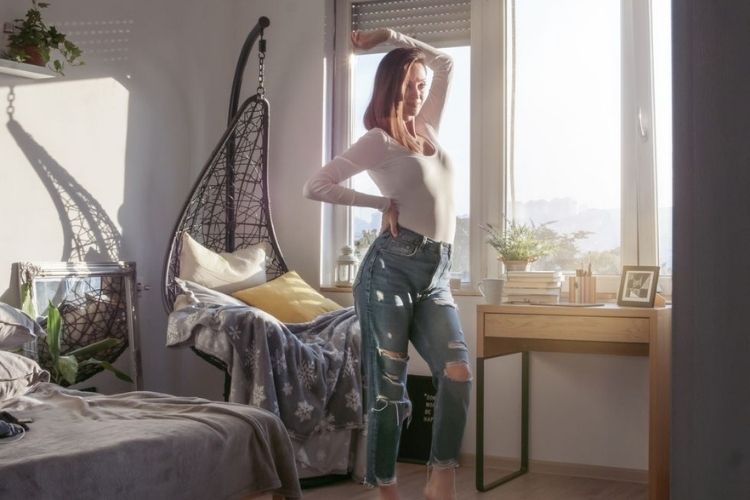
top-left (0, 311), bottom-right (301, 500)
top-left (0, 383), bottom-right (301, 500)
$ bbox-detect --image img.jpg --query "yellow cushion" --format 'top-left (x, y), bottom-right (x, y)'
top-left (232, 271), bottom-right (342, 323)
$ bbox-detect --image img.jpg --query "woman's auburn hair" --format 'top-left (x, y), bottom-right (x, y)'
top-left (363, 47), bottom-right (426, 154)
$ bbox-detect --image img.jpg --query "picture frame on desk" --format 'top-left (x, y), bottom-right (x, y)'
top-left (617, 265), bottom-right (660, 307)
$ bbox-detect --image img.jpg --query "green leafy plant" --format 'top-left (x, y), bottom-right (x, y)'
top-left (3, 0), bottom-right (83, 75)
top-left (480, 219), bottom-right (590, 263)
top-left (21, 283), bottom-right (131, 386)
top-left (43, 301), bottom-right (132, 386)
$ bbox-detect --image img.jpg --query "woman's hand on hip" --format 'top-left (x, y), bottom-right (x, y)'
top-left (380, 199), bottom-right (399, 237)
top-left (351, 29), bottom-right (390, 51)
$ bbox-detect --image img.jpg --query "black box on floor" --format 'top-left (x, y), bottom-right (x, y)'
top-left (398, 374), bottom-right (436, 464)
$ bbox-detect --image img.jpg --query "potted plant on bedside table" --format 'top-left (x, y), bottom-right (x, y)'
top-left (2, 0), bottom-right (83, 75)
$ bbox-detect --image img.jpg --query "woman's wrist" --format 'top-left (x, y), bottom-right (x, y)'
top-left (378, 197), bottom-right (392, 212)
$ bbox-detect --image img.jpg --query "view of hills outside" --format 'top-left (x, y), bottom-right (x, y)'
top-left (355, 202), bottom-right (672, 278)
top-left (511, 202), bottom-right (672, 275)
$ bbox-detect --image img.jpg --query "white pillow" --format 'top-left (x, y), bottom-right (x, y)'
top-left (178, 232), bottom-right (267, 293)
top-left (0, 350), bottom-right (50, 401)
top-left (0, 302), bottom-right (45, 350)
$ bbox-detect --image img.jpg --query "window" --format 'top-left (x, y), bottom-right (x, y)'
top-left (504, 0), bottom-right (672, 282)
top-left (323, 0), bottom-right (670, 290)
top-left (327, 0), bottom-right (472, 285)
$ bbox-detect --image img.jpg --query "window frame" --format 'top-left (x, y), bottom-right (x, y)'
top-left (502, 0), bottom-right (669, 295)
top-left (323, 0), bottom-right (670, 296)
top-left (326, 0), bottom-right (483, 288)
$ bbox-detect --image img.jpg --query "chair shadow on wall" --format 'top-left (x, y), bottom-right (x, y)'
top-left (1, 113), bottom-right (123, 303)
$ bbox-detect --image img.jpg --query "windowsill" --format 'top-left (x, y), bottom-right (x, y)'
top-left (320, 285), bottom-right (482, 297)
top-left (320, 288), bottom-right (669, 303)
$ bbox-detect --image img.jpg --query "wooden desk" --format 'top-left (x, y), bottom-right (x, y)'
top-left (476, 303), bottom-right (671, 500)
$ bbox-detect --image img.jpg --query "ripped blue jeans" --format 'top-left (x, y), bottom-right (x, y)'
top-left (353, 226), bottom-right (472, 486)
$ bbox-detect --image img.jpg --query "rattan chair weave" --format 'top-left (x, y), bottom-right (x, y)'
top-left (162, 94), bottom-right (287, 312)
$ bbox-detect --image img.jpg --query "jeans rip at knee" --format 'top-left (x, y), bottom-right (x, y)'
top-left (375, 348), bottom-right (409, 400)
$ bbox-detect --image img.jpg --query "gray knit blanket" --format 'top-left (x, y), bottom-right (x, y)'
top-left (167, 305), bottom-right (363, 438)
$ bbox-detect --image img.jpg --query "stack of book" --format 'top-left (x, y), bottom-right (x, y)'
top-left (503, 271), bottom-right (563, 304)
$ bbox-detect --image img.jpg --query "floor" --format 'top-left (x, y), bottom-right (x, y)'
top-left (300, 463), bottom-right (647, 500)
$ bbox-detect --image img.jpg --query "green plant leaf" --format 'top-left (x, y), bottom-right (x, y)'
top-left (67, 338), bottom-right (122, 361)
top-left (57, 355), bottom-right (78, 385)
top-left (80, 359), bottom-right (133, 383)
top-left (21, 283), bottom-right (35, 318)
top-left (46, 300), bottom-right (61, 360)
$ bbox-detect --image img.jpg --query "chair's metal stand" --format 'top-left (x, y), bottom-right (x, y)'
top-left (476, 351), bottom-right (530, 491)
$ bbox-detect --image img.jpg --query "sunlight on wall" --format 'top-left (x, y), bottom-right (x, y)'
top-left (0, 78), bottom-right (129, 262)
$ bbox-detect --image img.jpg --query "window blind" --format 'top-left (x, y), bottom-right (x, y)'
top-left (351, 0), bottom-right (471, 50)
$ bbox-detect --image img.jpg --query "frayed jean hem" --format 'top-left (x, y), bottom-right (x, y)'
top-left (364, 476), bottom-right (398, 488)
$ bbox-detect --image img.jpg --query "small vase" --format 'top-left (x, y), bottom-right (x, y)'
top-left (503, 259), bottom-right (530, 272)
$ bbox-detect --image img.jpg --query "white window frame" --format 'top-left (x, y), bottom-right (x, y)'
top-left (325, 0), bottom-right (485, 288)
top-left (323, 0), bottom-right (670, 295)
top-left (502, 0), bottom-right (669, 296)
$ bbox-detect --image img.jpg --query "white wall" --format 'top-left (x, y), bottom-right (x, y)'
top-left (0, 0), bottom-right (649, 471)
top-left (231, 0), bottom-right (329, 287)
top-left (0, 0), bottom-right (238, 398)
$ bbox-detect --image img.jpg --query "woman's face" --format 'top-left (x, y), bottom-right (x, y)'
top-left (401, 62), bottom-right (427, 121)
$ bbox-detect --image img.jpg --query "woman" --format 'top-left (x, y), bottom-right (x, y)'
top-left (303, 28), bottom-right (471, 500)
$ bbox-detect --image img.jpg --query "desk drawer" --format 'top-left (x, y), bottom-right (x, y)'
top-left (484, 313), bottom-right (650, 343)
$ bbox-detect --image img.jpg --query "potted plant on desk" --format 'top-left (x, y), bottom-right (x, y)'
top-left (2, 0), bottom-right (83, 75)
top-left (481, 219), bottom-right (589, 272)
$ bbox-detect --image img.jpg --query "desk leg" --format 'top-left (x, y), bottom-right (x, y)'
top-left (476, 352), bottom-right (530, 491)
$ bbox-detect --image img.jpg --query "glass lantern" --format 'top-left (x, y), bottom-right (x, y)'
top-left (335, 245), bottom-right (359, 287)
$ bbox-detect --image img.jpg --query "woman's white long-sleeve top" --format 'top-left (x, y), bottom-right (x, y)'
top-left (303, 30), bottom-right (455, 244)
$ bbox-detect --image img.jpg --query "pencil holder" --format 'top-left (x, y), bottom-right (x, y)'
top-left (568, 276), bottom-right (578, 303)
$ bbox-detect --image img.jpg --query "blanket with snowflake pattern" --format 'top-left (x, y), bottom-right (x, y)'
top-left (167, 305), bottom-right (363, 438)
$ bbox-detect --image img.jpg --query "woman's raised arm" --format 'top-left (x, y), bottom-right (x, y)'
top-left (376, 29), bottom-right (454, 132)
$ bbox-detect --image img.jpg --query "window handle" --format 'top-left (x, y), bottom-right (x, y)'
top-left (638, 107), bottom-right (649, 140)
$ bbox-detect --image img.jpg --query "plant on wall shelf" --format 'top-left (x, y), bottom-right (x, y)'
top-left (2, 0), bottom-right (83, 75)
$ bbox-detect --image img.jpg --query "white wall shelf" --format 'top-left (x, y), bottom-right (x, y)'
top-left (0, 58), bottom-right (55, 79)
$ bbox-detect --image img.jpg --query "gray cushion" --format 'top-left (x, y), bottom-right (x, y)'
top-left (174, 278), bottom-right (248, 308)
top-left (0, 350), bottom-right (50, 401)
top-left (0, 303), bottom-right (45, 350)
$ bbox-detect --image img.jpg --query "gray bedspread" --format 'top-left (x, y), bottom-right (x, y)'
top-left (0, 383), bottom-right (301, 500)
top-left (167, 306), bottom-right (363, 439)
